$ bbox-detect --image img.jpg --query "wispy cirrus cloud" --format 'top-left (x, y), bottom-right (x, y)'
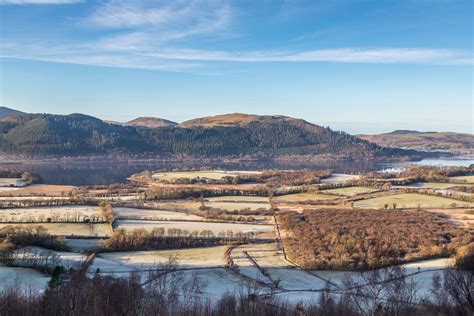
top-left (82, 0), bottom-right (232, 39)
top-left (143, 48), bottom-right (469, 64)
top-left (0, 0), bottom-right (82, 4)
top-left (2, 39), bottom-right (471, 72)
top-left (1, 0), bottom-right (471, 72)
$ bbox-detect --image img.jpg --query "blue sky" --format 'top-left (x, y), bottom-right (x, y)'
top-left (0, 0), bottom-right (472, 134)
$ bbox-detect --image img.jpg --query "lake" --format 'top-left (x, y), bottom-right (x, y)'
top-left (0, 156), bottom-right (471, 186)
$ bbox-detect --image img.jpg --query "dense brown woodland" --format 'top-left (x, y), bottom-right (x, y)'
top-left (279, 209), bottom-right (472, 270)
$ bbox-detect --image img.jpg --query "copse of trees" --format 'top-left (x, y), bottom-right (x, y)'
top-left (101, 227), bottom-right (257, 252)
top-left (367, 165), bottom-right (473, 184)
top-left (278, 208), bottom-right (472, 270)
top-left (143, 186), bottom-right (270, 200)
top-left (0, 167), bottom-right (42, 185)
top-left (0, 225), bottom-right (66, 254)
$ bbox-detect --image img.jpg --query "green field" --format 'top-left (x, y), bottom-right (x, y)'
top-left (354, 193), bottom-right (471, 209)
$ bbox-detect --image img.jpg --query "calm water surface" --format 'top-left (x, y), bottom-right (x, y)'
top-left (0, 156), bottom-right (471, 186)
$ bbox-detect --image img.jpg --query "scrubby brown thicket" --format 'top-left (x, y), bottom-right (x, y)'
top-left (0, 167), bottom-right (42, 185)
top-left (279, 209), bottom-right (472, 270)
top-left (367, 166), bottom-right (473, 183)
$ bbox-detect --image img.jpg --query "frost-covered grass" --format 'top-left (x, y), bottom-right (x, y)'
top-left (266, 268), bottom-right (328, 290)
top-left (0, 205), bottom-right (102, 223)
top-left (115, 220), bottom-right (274, 237)
top-left (354, 193), bottom-right (471, 209)
top-left (0, 223), bottom-right (112, 237)
top-left (206, 196), bottom-right (269, 203)
top-left (0, 178), bottom-right (24, 187)
top-left (323, 186), bottom-right (379, 197)
top-left (425, 208), bottom-right (474, 228)
top-left (406, 182), bottom-right (458, 189)
top-left (157, 200), bottom-right (202, 212)
top-left (0, 266), bottom-right (49, 293)
top-left (14, 246), bottom-right (88, 269)
top-left (274, 192), bottom-right (337, 203)
top-left (232, 243), bottom-right (290, 269)
top-left (114, 207), bottom-right (204, 221)
top-left (321, 174), bottom-right (361, 183)
top-left (0, 196), bottom-right (71, 201)
top-left (66, 238), bottom-right (102, 252)
top-left (94, 246), bottom-right (228, 270)
top-left (450, 175), bottom-right (474, 184)
top-left (206, 201), bottom-right (271, 211)
top-left (152, 170), bottom-right (260, 181)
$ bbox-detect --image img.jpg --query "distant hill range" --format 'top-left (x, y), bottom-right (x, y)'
top-left (0, 107), bottom-right (427, 160)
top-left (0, 106), bottom-right (26, 119)
top-left (358, 130), bottom-right (474, 154)
top-left (126, 117), bottom-right (178, 128)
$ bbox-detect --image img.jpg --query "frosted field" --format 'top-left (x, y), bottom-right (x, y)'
top-left (156, 200), bottom-right (202, 212)
top-left (407, 182), bottom-right (459, 189)
top-left (0, 178), bottom-right (24, 187)
top-left (206, 196), bottom-right (269, 202)
top-left (323, 186), bottom-right (379, 197)
top-left (94, 246), bottom-right (228, 270)
top-left (354, 193), bottom-right (472, 209)
top-left (273, 192), bottom-right (337, 203)
top-left (425, 208), bottom-right (474, 228)
top-left (0, 266), bottom-right (49, 293)
top-left (0, 205), bottom-right (102, 222)
top-left (0, 223), bottom-right (112, 237)
top-left (0, 196), bottom-right (71, 201)
top-left (66, 238), bottom-right (102, 252)
top-left (232, 243), bottom-right (290, 269)
top-left (14, 246), bottom-right (88, 269)
top-left (115, 220), bottom-right (274, 237)
top-left (321, 174), bottom-right (361, 183)
top-left (309, 257), bottom-right (454, 288)
top-left (153, 170), bottom-right (261, 181)
top-left (450, 175), bottom-right (474, 184)
top-left (114, 207), bottom-right (204, 221)
top-left (230, 245), bottom-right (274, 285)
top-left (206, 201), bottom-right (271, 211)
top-left (266, 268), bottom-right (328, 290)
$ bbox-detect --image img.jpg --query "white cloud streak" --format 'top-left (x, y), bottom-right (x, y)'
top-left (2, 40), bottom-right (471, 72)
top-left (83, 0), bottom-right (231, 38)
top-left (143, 48), bottom-right (467, 64)
top-left (0, 0), bottom-right (82, 5)
top-left (1, 0), bottom-right (471, 71)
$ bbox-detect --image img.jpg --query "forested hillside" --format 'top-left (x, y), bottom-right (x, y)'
top-left (0, 112), bottom-right (421, 159)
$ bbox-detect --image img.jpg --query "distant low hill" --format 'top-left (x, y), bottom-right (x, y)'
top-left (0, 106), bottom-right (26, 119)
top-left (181, 113), bottom-right (276, 127)
top-left (358, 131), bottom-right (474, 154)
top-left (126, 117), bottom-right (178, 128)
top-left (0, 109), bottom-right (423, 160)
